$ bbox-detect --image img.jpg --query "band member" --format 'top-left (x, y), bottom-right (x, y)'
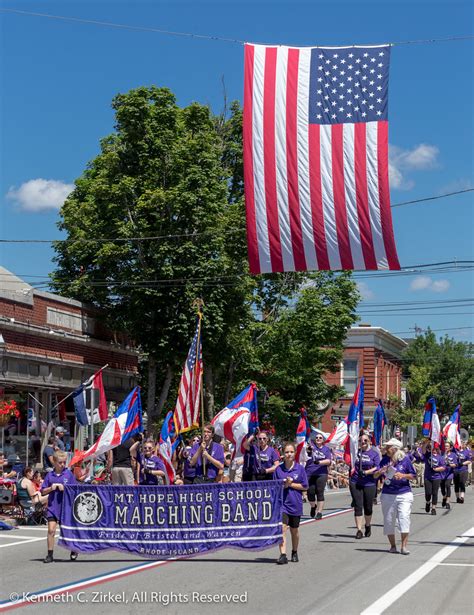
top-left (242, 431), bottom-right (280, 480)
top-left (274, 442), bottom-right (308, 564)
top-left (189, 424), bottom-right (224, 483)
top-left (349, 433), bottom-right (380, 538)
top-left (305, 434), bottom-right (331, 519)
top-left (441, 441), bottom-right (457, 509)
top-left (454, 442), bottom-right (472, 503)
top-left (138, 440), bottom-right (167, 485)
top-left (421, 440), bottom-right (446, 515)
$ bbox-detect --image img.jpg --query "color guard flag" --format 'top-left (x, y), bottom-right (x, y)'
top-left (325, 419), bottom-right (349, 448)
top-left (212, 383), bottom-right (258, 458)
top-left (372, 400), bottom-right (386, 446)
top-left (295, 408), bottom-right (311, 464)
top-left (72, 369), bottom-right (108, 427)
top-left (422, 397), bottom-right (441, 445)
top-left (442, 404), bottom-right (461, 449)
top-left (158, 411), bottom-right (179, 484)
top-left (243, 43), bottom-right (400, 274)
top-left (173, 317), bottom-right (203, 434)
top-left (344, 378), bottom-right (364, 470)
top-left (69, 387), bottom-right (142, 467)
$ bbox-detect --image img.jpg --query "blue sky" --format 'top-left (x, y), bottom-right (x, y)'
top-left (1, 0), bottom-right (473, 340)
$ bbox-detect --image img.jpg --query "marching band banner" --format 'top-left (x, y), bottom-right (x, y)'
top-left (59, 482), bottom-right (283, 559)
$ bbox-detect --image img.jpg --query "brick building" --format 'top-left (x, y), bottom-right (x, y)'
top-left (320, 325), bottom-right (407, 432)
top-left (0, 267), bottom-right (139, 454)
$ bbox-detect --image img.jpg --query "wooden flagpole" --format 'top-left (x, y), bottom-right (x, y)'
top-left (193, 299), bottom-right (206, 475)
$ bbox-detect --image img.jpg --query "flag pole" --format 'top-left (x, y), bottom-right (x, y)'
top-left (193, 299), bottom-right (206, 476)
top-left (49, 363), bottom-right (109, 414)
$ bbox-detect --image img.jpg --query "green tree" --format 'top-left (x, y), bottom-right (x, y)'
top-left (403, 330), bottom-right (474, 433)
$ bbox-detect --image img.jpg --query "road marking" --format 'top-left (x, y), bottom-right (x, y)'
top-left (0, 537), bottom-right (49, 549)
top-left (361, 526), bottom-right (474, 615)
top-left (437, 562), bottom-right (474, 567)
top-left (0, 534), bottom-right (45, 540)
top-left (0, 507), bottom-right (353, 611)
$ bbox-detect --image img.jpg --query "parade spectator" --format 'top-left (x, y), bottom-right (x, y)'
top-left (305, 434), bottom-right (331, 519)
top-left (412, 443), bottom-right (424, 488)
top-left (421, 440), bottom-right (446, 515)
top-left (42, 436), bottom-right (57, 471)
top-left (274, 442), bottom-right (308, 564)
top-left (454, 441), bottom-right (472, 503)
top-left (32, 470), bottom-right (43, 491)
top-left (441, 441), bottom-right (457, 509)
top-left (107, 437), bottom-right (137, 486)
top-left (138, 440), bottom-right (167, 485)
top-left (41, 450), bottom-right (78, 563)
top-left (375, 438), bottom-right (415, 555)
top-left (242, 430), bottom-right (280, 481)
top-left (189, 424), bottom-right (224, 483)
top-left (17, 467), bottom-right (48, 506)
top-left (0, 451), bottom-right (17, 479)
top-left (54, 427), bottom-right (66, 451)
top-left (349, 433), bottom-right (380, 538)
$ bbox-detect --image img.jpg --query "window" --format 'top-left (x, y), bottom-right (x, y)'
top-left (343, 359), bottom-right (358, 396)
top-left (29, 363), bottom-right (40, 377)
top-left (18, 362), bottom-right (29, 376)
top-left (61, 368), bottom-right (72, 381)
top-left (47, 307), bottom-right (82, 331)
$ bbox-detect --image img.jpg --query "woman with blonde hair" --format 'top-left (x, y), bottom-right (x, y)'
top-left (375, 438), bottom-right (416, 555)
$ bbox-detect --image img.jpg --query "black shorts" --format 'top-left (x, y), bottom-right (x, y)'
top-left (46, 514), bottom-right (59, 524)
top-left (282, 513), bottom-right (301, 528)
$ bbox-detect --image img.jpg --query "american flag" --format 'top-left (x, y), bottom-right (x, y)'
top-left (243, 43), bottom-right (400, 273)
top-left (173, 317), bottom-right (203, 433)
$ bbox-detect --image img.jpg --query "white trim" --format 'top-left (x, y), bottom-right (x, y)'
top-left (60, 522), bottom-right (281, 532)
top-left (60, 535), bottom-right (279, 544)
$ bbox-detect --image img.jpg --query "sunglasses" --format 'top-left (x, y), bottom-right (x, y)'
top-left (144, 447), bottom-right (154, 451)
top-left (258, 437), bottom-right (267, 441)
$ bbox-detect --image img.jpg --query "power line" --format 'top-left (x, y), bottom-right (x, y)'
top-left (2, 8), bottom-right (474, 47)
top-left (392, 326), bottom-right (474, 335)
top-left (1, 190), bottom-right (472, 245)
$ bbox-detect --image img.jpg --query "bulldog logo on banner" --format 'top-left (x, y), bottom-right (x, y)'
top-left (73, 491), bottom-right (104, 525)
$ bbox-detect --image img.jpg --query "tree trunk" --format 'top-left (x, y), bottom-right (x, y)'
top-left (204, 365), bottom-right (215, 420)
top-left (146, 357), bottom-right (157, 422)
top-left (223, 359), bottom-right (236, 406)
top-left (156, 364), bottom-right (174, 419)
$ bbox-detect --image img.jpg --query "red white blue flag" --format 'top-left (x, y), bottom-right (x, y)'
top-left (442, 404), bottom-right (461, 449)
top-left (344, 378), bottom-right (364, 470)
top-left (422, 397), bottom-right (441, 445)
top-left (212, 383), bottom-right (258, 458)
top-left (158, 411), bottom-right (180, 484)
top-left (72, 369), bottom-right (108, 426)
top-left (70, 387), bottom-right (142, 467)
top-left (243, 44), bottom-right (400, 274)
top-left (372, 400), bottom-right (386, 446)
top-left (295, 408), bottom-right (311, 464)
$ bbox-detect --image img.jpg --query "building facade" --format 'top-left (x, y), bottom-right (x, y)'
top-left (320, 325), bottom-right (407, 433)
top-left (0, 267), bottom-right (139, 457)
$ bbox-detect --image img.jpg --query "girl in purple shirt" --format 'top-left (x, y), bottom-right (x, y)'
top-left (441, 441), bottom-right (457, 509)
top-left (421, 440), bottom-right (446, 515)
top-left (349, 433), bottom-right (380, 539)
top-left (454, 442), bottom-right (472, 503)
top-left (274, 442), bottom-right (308, 565)
top-left (305, 434), bottom-right (331, 519)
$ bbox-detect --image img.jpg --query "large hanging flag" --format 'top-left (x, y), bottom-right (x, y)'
top-left (422, 397), bottom-right (441, 445)
top-left (72, 369), bottom-right (108, 426)
top-left (173, 317), bottom-right (203, 433)
top-left (372, 400), bottom-right (387, 446)
top-left (69, 387), bottom-right (142, 467)
top-left (442, 404), bottom-right (461, 449)
top-left (243, 44), bottom-right (400, 274)
top-left (157, 411), bottom-right (180, 484)
top-left (212, 383), bottom-right (258, 458)
top-left (344, 378), bottom-right (364, 470)
top-left (295, 408), bottom-right (311, 464)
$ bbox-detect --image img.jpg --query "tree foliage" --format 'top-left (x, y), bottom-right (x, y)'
top-left (402, 330), bottom-right (474, 432)
top-left (52, 86), bottom-right (360, 433)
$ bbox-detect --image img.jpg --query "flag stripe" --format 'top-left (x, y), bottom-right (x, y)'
top-left (263, 47), bottom-right (283, 272)
top-left (286, 47), bottom-right (306, 271)
top-left (354, 123), bottom-right (377, 268)
top-left (331, 124), bottom-right (353, 269)
top-left (253, 46), bottom-right (272, 273)
top-left (343, 123), bottom-right (366, 269)
top-left (308, 124), bottom-right (330, 268)
top-left (377, 121), bottom-right (400, 269)
top-left (366, 121), bottom-right (388, 268)
top-left (274, 47), bottom-right (295, 271)
top-left (320, 124), bottom-right (342, 269)
top-left (297, 49), bottom-right (319, 270)
top-left (243, 44), bottom-right (259, 274)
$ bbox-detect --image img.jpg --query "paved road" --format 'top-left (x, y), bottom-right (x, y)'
top-left (1, 487), bottom-right (473, 614)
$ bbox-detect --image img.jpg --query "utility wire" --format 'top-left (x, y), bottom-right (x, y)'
top-left (1, 8), bottom-right (474, 47)
top-left (0, 189), bottom-right (472, 245)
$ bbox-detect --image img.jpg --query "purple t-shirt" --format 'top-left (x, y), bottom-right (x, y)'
top-left (350, 447), bottom-right (380, 486)
top-left (182, 446), bottom-right (196, 479)
top-left (190, 442), bottom-right (225, 480)
top-left (244, 444), bottom-right (280, 474)
top-left (41, 468), bottom-right (77, 520)
top-left (140, 455), bottom-right (166, 485)
top-left (413, 447), bottom-right (424, 462)
top-left (455, 448), bottom-right (472, 472)
top-left (443, 452), bottom-right (458, 480)
top-left (380, 455), bottom-right (415, 495)
top-left (305, 445), bottom-right (332, 477)
top-left (274, 462), bottom-right (308, 516)
top-left (422, 452), bottom-right (445, 481)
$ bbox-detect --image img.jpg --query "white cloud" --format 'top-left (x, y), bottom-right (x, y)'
top-left (410, 276), bottom-right (450, 293)
top-left (389, 143), bottom-right (440, 190)
top-left (357, 281), bottom-right (374, 300)
top-left (6, 178), bottom-right (74, 212)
